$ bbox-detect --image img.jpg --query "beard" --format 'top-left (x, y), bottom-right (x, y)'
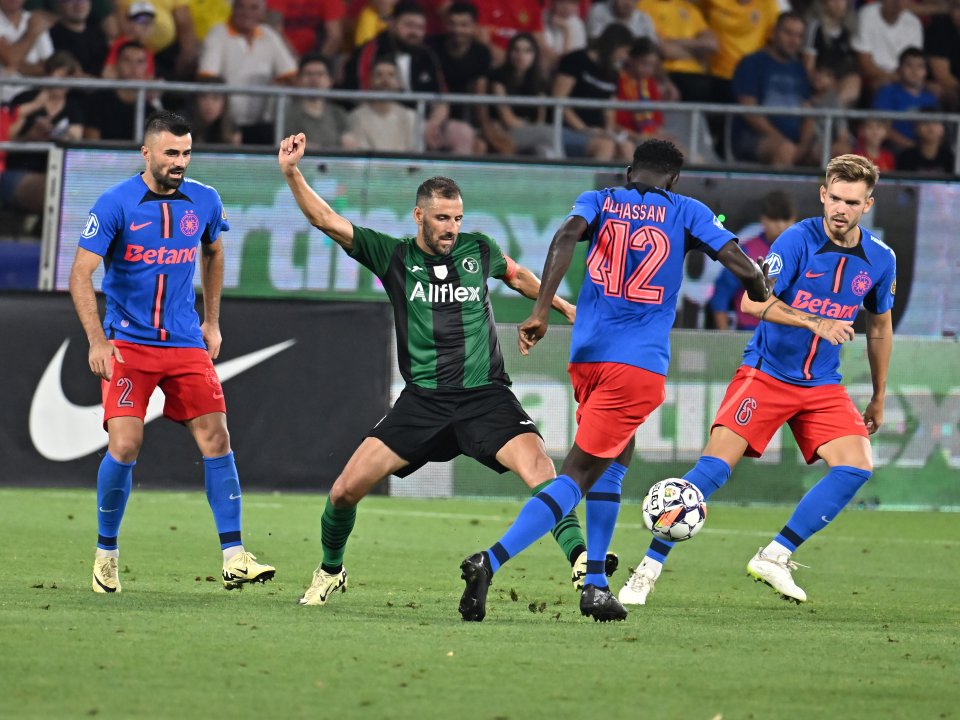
top-left (423, 223), bottom-right (456, 256)
top-left (152, 166), bottom-right (184, 191)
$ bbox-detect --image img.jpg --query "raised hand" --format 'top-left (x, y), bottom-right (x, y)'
top-left (278, 133), bottom-right (306, 173)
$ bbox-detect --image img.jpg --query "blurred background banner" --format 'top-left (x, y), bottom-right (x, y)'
top-left (50, 148), bottom-right (938, 330)
top-left (0, 294), bottom-right (392, 491)
top-left (392, 325), bottom-right (960, 511)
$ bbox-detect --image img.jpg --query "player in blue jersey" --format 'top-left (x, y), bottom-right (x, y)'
top-left (68, 111), bottom-right (275, 594)
top-left (618, 154), bottom-right (894, 606)
top-left (458, 139), bottom-right (771, 622)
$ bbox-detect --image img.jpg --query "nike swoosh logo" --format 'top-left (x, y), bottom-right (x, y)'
top-left (229, 493), bottom-right (241, 500)
top-left (99, 507), bottom-right (119, 512)
top-left (29, 338), bottom-right (296, 462)
top-left (519, 420), bottom-right (535, 425)
top-left (821, 515), bottom-right (833, 523)
top-left (129, 221), bottom-right (152, 231)
top-left (805, 271), bottom-right (826, 278)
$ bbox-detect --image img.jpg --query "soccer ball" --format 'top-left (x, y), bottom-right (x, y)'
top-left (642, 478), bottom-right (707, 542)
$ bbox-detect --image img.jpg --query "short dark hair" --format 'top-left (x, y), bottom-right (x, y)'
top-left (416, 176), bottom-right (462, 206)
top-left (116, 39), bottom-right (146, 57)
top-left (628, 37), bottom-right (660, 60)
top-left (759, 190), bottom-right (796, 221)
top-left (299, 52), bottom-right (332, 74)
top-left (447, 1), bottom-right (477, 20)
top-left (632, 139), bottom-right (684, 176)
top-left (144, 110), bottom-right (191, 140)
top-left (898, 46), bottom-right (925, 68)
top-left (775, 10), bottom-right (805, 30)
top-left (394, 1), bottom-right (426, 19)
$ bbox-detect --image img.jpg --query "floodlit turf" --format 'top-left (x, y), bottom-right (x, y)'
top-left (1, 488), bottom-right (957, 720)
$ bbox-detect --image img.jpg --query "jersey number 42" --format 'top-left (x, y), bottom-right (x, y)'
top-left (586, 219), bottom-right (669, 304)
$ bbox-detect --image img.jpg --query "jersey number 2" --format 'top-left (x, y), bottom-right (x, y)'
top-left (586, 219), bottom-right (669, 303)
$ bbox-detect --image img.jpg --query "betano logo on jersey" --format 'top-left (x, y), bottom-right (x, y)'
top-left (123, 244), bottom-right (197, 265)
top-left (791, 290), bottom-right (858, 318)
top-left (409, 281), bottom-right (482, 303)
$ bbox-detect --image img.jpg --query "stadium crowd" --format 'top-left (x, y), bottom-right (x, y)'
top-left (0, 0), bottom-right (956, 229)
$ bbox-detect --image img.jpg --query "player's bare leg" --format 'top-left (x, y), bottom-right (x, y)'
top-left (187, 411), bottom-right (274, 589)
top-left (300, 438), bottom-right (408, 606)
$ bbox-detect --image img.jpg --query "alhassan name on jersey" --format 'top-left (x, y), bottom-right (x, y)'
top-left (409, 282), bottom-right (483, 303)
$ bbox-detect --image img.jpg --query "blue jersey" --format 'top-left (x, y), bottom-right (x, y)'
top-left (569, 182), bottom-right (736, 375)
top-left (743, 217), bottom-right (896, 386)
top-left (78, 174), bottom-right (230, 348)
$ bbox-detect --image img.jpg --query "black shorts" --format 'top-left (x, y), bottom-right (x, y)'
top-left (369, 383), bottom-right (541, 478)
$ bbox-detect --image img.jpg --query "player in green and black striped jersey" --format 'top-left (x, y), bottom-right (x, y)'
top-left (279, 133), bottom-right (617, 608)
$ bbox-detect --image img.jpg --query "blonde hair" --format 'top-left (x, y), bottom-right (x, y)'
top-left (825, 154), bottom-right (879, 194)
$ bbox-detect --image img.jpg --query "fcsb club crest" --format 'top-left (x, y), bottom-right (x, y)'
top-left (851, 271), bottom-right (873, 297)
top-left (180, 210), bottom-right (200, 237)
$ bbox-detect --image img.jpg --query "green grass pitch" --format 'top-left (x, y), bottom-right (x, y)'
top-left (1, 487), bottom-right (957, 720)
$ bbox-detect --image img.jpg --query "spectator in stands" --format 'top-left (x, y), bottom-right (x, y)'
top-left (427, 1), bottom-right (491, 132)
top-left (852, 117), bottom-right (895, 171)
top-left (853, 0), bottom-right (923, 94)
top-left (282, 53), bottom-right (353, 149)
top-left (103, 3), bottom-right (156, 79)
top-left (476, 0), bottom-right (545, 67)
top-left (587, 0), bottom-right (657, 43)
top-left (896, 110), bottom-right (955, 174)
top-left (26, 0), bottom-right (117, 39)
top-left (181, 74), bottom-right (241, 144)
top-left (49, 0), bottom-right (107, 77)
top-left (541, 0), bottom-right (587, 71)
top-left (553, 22), bottom-right (633, 160)
top-left (731, 11), bottom-right (814, 167)
top-left (925, 0), bottom-right (960, 110)
top-left (187, 0), bottom-right (231, 43)
top-left (346, 55), bottom-right (417, 152)
top-left (267, 0), bottom-right (345, 59)
top-left (342, 2), bottom-right (474, 155)
top-left (0, 0), bottom-right (55, 101)
top-left (84, 40), bottom-right (159, 139)
top-left (484, 31), bottom-right (559, 158)
top-left (709, 189), bottom-right (795, 331)
top-left (614, 37), bottom-right (680, 158)
top-left (117, 0), bottom-right (199, 80)
top-left (809, 59), bottom-right (851, 157)
top-left (198, 0), bottom-right (297, 145)
top-left (0, 50), bottom-right (81, 214)
top-left (872, 47), bottom-right (938, 149)
top-left (353, 0), bottom-right (395, 49)
top-left (638, 0), bottom-right (718, 104)
top-left (701, 0), bottom-right (779, 90)
top-left (802, 0), bottom-right (860, 107)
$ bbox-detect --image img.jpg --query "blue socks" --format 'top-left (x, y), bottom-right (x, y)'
top-left (584, 462), bottom-right (627, 588)
top-left (486, 475), bottom-right (582, 573)
top-left (96, 452), bottom-right (135, 550)
top-left (775, 465), bottom-right (872, 551)
top-left (644, 455), bottom-right (731, 564)
top-left (204, 451), bottom-right (243, 549)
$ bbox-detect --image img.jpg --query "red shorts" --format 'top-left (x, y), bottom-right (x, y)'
top-left (101, 340), bottom-right (226, 428)
top-left (713, 365), bottom-right (868, 464)
top-left (568, 361), bottom-right (666, 458)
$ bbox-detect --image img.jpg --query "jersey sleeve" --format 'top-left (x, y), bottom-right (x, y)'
top-left (765, 227), bottom-right (805, 295)
top-left (205, 188), bottom-right (230, 244)
top-left (478, 233), bottom-right (509, 278)
top-left (567, 190), bottom-right (602, 227)
top-left (78, 189), bottom-right (124, 256)
top-left (863, 252), bottom-right (896, 314)
top-left (682, 197), bottom-right (736, 258)
top-left (348, 224), bottom-right (401, 276)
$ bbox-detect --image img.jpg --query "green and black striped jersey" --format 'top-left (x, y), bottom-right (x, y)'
top-left (350, 224), bottom-right (511, 390)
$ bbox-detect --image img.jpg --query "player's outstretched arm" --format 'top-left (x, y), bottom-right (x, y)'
top-left (740, 291), bottom-right (855, 346)
top-left (518, 216), bottom-right (586, 355)
top-left (68, 246), bottom-right (124, 380)
top-left (716, 240), bottom-right (769, 302)
top-left (278, 133), bottom-right (354, 251)
top-left (862, 309), bottom-right (893, 434)
top-left (502, 263), bottom-right (576, 324)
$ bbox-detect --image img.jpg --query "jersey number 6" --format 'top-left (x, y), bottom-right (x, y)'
top-left (586, 219), bottom-right (669, 304)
